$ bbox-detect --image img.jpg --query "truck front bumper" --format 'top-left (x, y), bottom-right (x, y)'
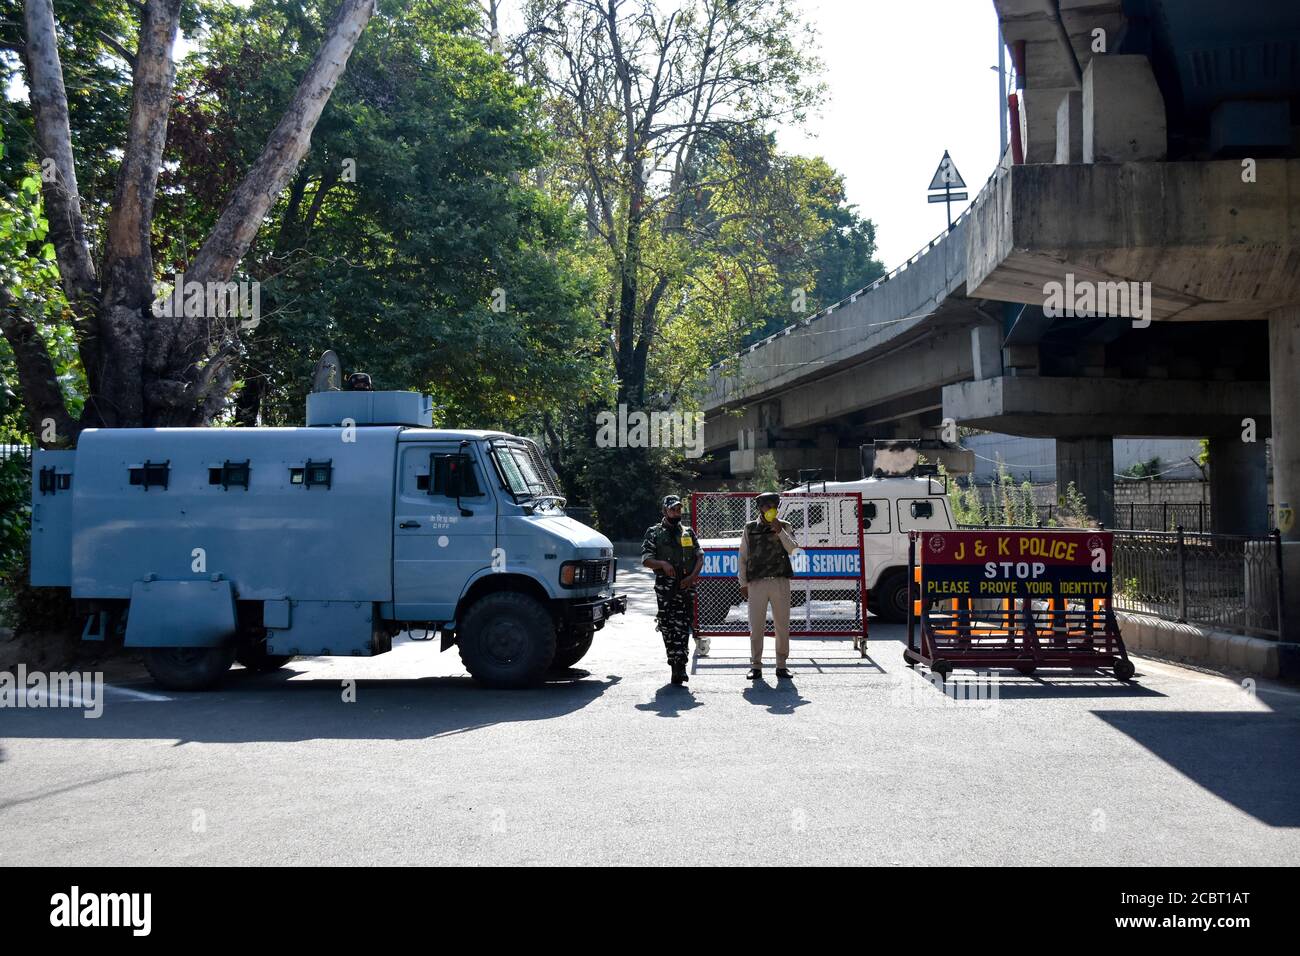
top-left (563, 593), bottom-right (627, 626)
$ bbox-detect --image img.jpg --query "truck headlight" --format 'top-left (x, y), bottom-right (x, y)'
top-left (560, 560), bottom-right (612, 588)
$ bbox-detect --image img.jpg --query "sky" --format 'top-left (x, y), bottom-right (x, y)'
top-left (779, 0), bottom-right (1006, 269)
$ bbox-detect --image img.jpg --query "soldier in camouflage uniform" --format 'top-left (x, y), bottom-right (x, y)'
top-left (642, 495), bottom-right (704, 685)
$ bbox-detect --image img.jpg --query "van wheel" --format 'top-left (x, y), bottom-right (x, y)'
top-left (551, 628), bottom-right (594, 670)
top-left (235, 643), bottom-right (295, 673)
top-left (144, 644), bottom-right (236, 691)
top-left (873, 571), bottom-right (910, 623)
top-left (458, 592), bottom-right (556, 688)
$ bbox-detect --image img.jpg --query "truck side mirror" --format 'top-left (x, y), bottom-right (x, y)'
top-left (431, 453), bottom-right (475, 516)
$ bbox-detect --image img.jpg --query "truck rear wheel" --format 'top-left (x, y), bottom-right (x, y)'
top-left (458, 592), bottom-right (557, 688)
top-left (144, 644), bottom-right (236, 691)
top-left (551, 628), bottom-right (594, 670)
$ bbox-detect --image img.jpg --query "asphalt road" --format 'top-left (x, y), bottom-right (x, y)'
top-left (2, 559), bottom-right (1298, 866)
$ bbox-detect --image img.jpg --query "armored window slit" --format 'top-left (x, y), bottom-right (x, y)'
top-left (291, 460), bottom-right (333, 488)
top-left (210, 460), bottom-right (250, 489)
top-left (39, 467), bottom-right (71, 494)
top-left (128, 461), bottom-right (169, 490)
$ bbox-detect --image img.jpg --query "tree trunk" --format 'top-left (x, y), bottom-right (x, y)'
top-left (94, 0), bottom-right (183, 428)
top-left (616, 176), bottom-right (645, 407)
top-left (155, 0), bottom-right (376, 426)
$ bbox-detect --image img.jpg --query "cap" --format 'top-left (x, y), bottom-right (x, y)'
top-left (756, 491), bottom-right (781, 506)
top-left (662, 494), bottom-right (683, 509)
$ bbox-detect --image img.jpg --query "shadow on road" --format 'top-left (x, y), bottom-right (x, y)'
top-left (742, 678), bottom-right (811, 715)
top-left (1094, 709), bottom-right (1300, 827)
top-left (635, 683), bottom-right (704, 717)
top-left (0, 670), bottom-right (622, 745)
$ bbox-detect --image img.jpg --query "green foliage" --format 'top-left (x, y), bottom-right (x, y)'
top-left (1057, 480), bottom-right (1093, 527)
top-left (739, 452), bottom-right (781, 493)
top-left (568, 444), bottom-right (679, 541)
top-left (1120, 456), bottom-right (1162, 479)
top-left (159, 0), bottom-right (603, 429)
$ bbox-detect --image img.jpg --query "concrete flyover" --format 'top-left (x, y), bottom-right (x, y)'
top-left (701, 0), bottom-right (1300, 638)
top-left (700, 212), bottom-right (990, 481)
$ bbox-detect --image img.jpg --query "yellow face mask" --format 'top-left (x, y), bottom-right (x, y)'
top-left (762, 508), bottom-right (778, 522)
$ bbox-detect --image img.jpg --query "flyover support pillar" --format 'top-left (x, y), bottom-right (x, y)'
top-left (1269, 307), bottom-right (1300, 641)
top-left (1208, 435), bottom-right (1268, 536)
top-left (1056, 436), bottom-right (1114, 527)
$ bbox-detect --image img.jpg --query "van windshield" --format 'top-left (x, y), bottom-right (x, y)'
top-left (490, 439), bottom-right (564, 507)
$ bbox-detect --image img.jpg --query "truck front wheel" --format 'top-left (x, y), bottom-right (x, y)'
top-left (458, 592), bottom-right (557, 688)
top-left (144, 644), bottom-right (236, 691)
top-left (551, 627), bottom-right (594, 671)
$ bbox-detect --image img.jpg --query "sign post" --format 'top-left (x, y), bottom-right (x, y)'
top-left (927, 150), bottom-right (968, 230)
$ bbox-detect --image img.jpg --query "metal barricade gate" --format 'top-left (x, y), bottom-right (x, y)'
top-left (904, 529), bottom-right (1134, 680)
top-left (691, 492), bottom-right (868, 656)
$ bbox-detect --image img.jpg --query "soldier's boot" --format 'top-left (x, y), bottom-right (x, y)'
top-left (671, 663), bottom-right (689, 684)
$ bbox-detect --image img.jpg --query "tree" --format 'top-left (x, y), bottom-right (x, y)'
top-left (159, 0), bottom-right (604, 428)
top-left (4, 0), bottom-right (376, 443)
top-left (522, 0), bottom-right (822, 408)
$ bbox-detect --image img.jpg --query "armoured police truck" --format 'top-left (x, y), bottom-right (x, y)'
top-left (29, 389), bottom-right (626, 690)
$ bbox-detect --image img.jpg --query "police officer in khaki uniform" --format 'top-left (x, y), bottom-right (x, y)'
top-left (737, 491), bottom-right (799, 680)
top-left (641, 495), bottom-right (703, 684)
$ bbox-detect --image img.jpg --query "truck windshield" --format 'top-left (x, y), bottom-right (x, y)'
top-left (490, 439), bottom-right (565, 507)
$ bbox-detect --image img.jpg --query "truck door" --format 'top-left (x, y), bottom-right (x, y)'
top-left (393, 441), bottom-right (496, 621)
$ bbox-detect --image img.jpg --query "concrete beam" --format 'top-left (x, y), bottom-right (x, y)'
top-left (1020, 87), bottom-right (1072, 164)
top-left (994, 1), bottom-right (1126, 89)
top-left (966, 161), bottom-right (1300, 321)
top-left (1083, 54), bottom-right (1167, 163)
top-left (942, 375), bottom-right (1271, 437)
top-left (971, 323), bottom-right (1003, 380)
top-left (1055, 89), bottom-right (1083, 164)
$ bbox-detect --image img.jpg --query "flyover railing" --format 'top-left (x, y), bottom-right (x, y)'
top-left (957, 524), bottom-right (1285, 639)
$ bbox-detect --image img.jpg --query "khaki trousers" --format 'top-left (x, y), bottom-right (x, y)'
top-left (746, 576), bottom-right (791, 667)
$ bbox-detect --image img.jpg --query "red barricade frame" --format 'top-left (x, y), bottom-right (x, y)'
top-left (903, 528), bottom-right (1135, 680)
top-left (690, 491), bottom-right (869, 653)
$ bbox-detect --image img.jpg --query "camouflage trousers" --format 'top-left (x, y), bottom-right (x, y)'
top-left (654, 578), bottom-right (693, 666)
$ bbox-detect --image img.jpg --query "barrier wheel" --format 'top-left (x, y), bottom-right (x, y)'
top-left (1014, 661), bottom-right (1036, 675)
top-left (931, 660), bottom-right (952, 680)
top-left (1112, 658), bottom-right (1135, 681)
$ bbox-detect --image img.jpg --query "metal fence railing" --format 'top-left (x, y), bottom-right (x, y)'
top-left (966, 501), bottom-right (1275, 534)
top-left (1111, 529), bottom-right (1283, 638)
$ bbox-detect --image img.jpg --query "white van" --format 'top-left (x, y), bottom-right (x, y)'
top-left (782, 476), bottom-right (955, 622)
